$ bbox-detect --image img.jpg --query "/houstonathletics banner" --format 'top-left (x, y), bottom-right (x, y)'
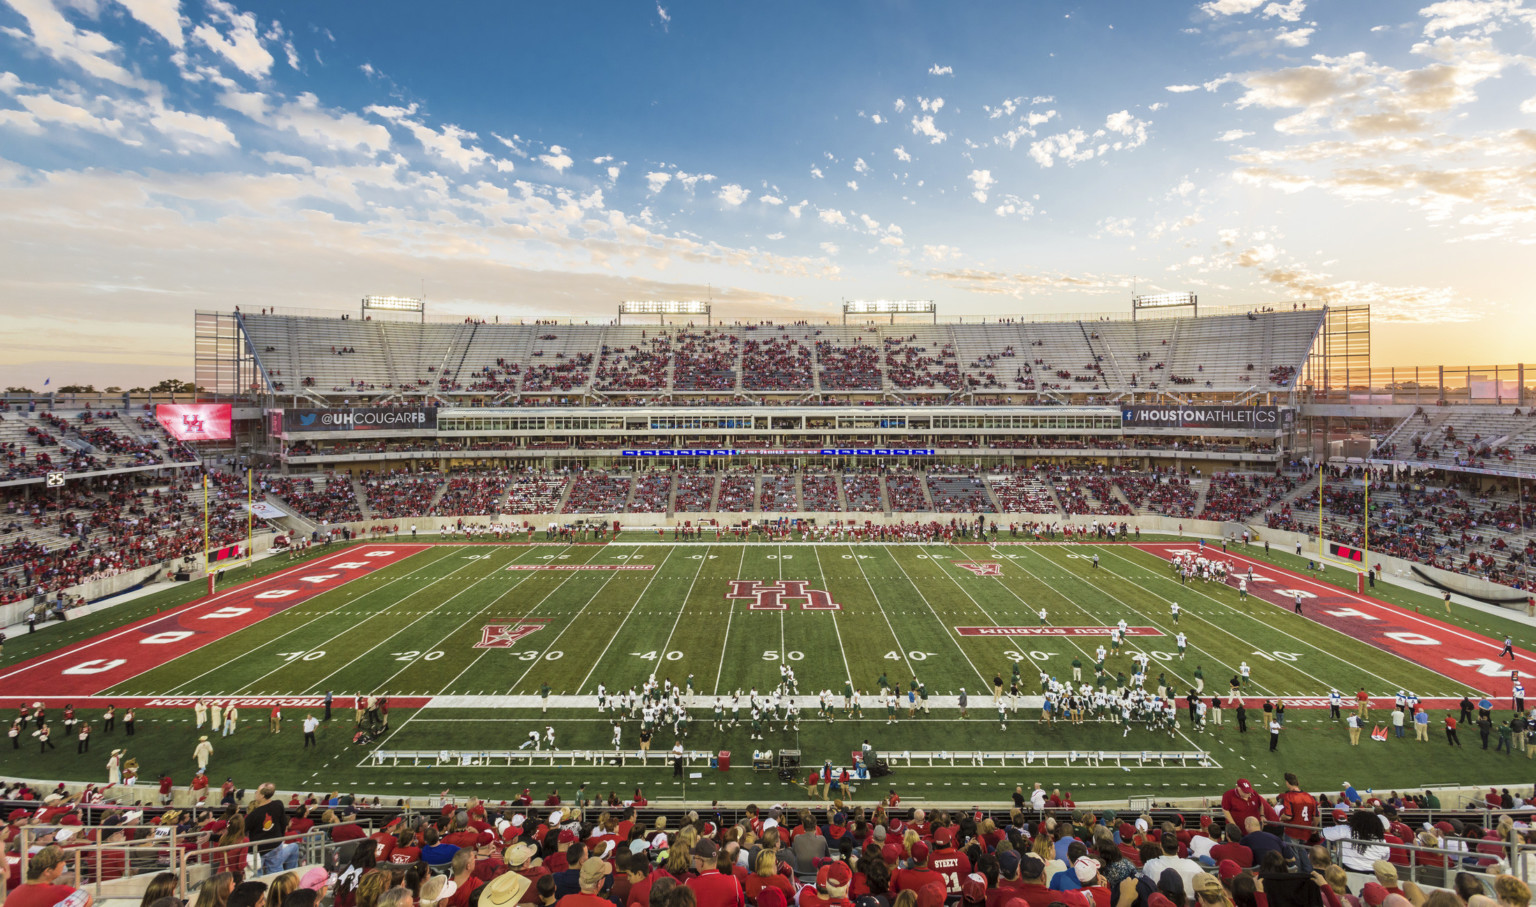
top-left (1120, 405), bottom-right (1293, 434)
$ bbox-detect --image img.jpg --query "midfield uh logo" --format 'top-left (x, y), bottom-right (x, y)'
top-left (475, 621), bottom-right (548, 648)
top-left (726, 580), bottom-right (842, 611)
top-left (955, 562), bottom-right (1002, 577)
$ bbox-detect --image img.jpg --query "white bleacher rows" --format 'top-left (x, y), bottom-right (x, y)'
top-left (237, 308), bottom-right (1324, 401)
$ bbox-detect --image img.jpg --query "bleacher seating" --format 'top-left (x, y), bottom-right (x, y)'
top-left (629, 474), bottom-right (673, 513)
top-left (237, 309), bottom-right (1324, 402)
top-left (560, 474), bottom-right (630, 513)
top-left (926, 474), bottom-right (993, 512)
top-left (990, 475), bottom-right (1062, 514)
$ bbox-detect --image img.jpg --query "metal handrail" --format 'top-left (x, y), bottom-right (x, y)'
top-left (1327, 835), bottom-right (1536, 885)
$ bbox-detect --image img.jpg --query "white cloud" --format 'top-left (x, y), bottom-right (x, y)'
top-left (922, 244), bottom-right (961, 261)
top-left (1218, 128), bottom-right (1255, 141)
top-left (1097, 216), bottom-right (1136, 238)
top-left (645, 171), bottom-right (672, 194)
top-left (674, 171), bottom-right (714, 191)
top-left (854, 157), bottom-right (869, 174)
top-left (274, 92), bottom-right (390, 154)
top-left (846, 180), bottom-right (859, 191)
top-left (1201, 0), bottom-right (1264, 15)
top-left (655, 3), bottom-right (670, 30)
top-left (967, 168), bottom-right (995, 203)
top-left (1166, 84), bottom-right (1202, 93)
top-left (893, 145), bottom-right (912, 162)
top-left (1522, 96), bottom-right (1536, 114)
top-left (918, 96), bottom-right (945, 112)
top-left (5, 0), bottom-right (144, 87)
top-left (910, 114), bottom-right (947, 144)
top-left (116, 0), bottom-right (185, 48)
top-left (993, 195), bottom-right (1036, 219)
top-left (819, 208), bottom-right (847, 226)
top-left (1262, 0), bottom-right (1306, 21)
top-left (538, 145), bottom-right (573, 173)
top-left (759, 194), bottom-right (783, 205)
top-left (819, 241), bottom-right (839, 255)
top-left (1275, 27), bottom-right (1315, 47)
top-left (928, 64), bottom-right (953, 76)
top-left (810, 166), bottom-right (824, 178)
top-left (143, 97), bottom-right (237, 148)
top-left (859, 213), bottom-right (880, 232)
top-left (1420, 0), bottom-right (1530, 36)
top-left (717, 183), bottom-right (750, 206)
top-left (0, 72), bottom-right (25, 94)
top-left (192, 0), bottom-right (274, 79)
top-left (870, 113), bottom-right (884, 124)
top-left (879, 235), bottom-right (904, 247)
top-left (893, 98), bottom-right (906, 113)
top-left (368, 105), bottom-right (488, 170)
top-left (766, 232), bottom-right (784, 240)
top-left (788, 200), bottom-right (807, 218)
top-left (13, 92), bottom-right (127, 140)
top-left (606, 165), bottom-right (620, 182)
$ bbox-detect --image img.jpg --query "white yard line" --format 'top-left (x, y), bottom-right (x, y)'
top-left (160, 546), bottom-right (463, 696)
top-left (419, 545), bottom-right (588, 694)
top-left (1195, 546), bottom-right (1536, 673)
top-left (834, 544), bottom-right (916, 681)
top-left (0, 543), bottom-right (430, 689)
top-left (811, 545), bottom-right (855, 687)
top-left (573, 546), bottom-right (683, 694)
top-left (653, 545), bottom-right (713, 676)
top-left (493, 549), bottom-right (630, 696)
top-left (231, 550), bottom-right (508, 695)
top-left (711, 546), bottom-right (749, 696)
top-left (1101, 546), bottom-right (1459, 695)
top-left (289, 550), bottom-right (525, 694)
top-left (997, 545), bottom-right (1274, 698)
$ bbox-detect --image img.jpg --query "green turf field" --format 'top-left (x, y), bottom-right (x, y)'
top-left (3, 538), bottom-right (1533, 803)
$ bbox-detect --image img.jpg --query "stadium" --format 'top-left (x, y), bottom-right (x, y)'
top-left (5, 0), bottom-right (1536, 905)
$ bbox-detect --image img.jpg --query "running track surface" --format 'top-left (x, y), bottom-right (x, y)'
top-left (1135, 542), bottom-right (1525, 708)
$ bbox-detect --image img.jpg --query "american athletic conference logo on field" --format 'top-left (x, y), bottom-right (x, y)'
top-left (955, 562), bottom-right (1002, 576)
top-left (725, 580), bottom-right (841, 611)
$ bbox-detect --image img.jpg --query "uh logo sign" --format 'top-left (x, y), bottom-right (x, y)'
top-left (725, 580), bottom-right (841, 611)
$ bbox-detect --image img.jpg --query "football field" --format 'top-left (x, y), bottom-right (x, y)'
top-left (2, 537), bottom-right (1532, 802)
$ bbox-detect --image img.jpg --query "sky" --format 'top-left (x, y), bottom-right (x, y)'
top-left (1, 0), bottom-right (1534, 388)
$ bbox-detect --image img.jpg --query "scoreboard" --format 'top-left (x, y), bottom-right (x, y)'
top-left (1327, 541), bottom-right (1365, 563)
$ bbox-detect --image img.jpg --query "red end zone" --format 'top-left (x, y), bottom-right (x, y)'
top-left (1136, 543), bottom-right (1524, 697)
top-left (0, 545), bottom-right (427, 706)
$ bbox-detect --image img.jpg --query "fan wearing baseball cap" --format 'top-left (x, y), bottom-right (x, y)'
top-left (1011, 854), bottom-right (1089, 907)
top-left (893, 842), bottom-right (942, 894)
top-left (555, 858), bottom-right (613, 907)
top-left (799, 862), bottom-right (854, 907)
top-left (929, 826), bottom-right (973, 890)
top-left (1220, 780), bottom-right (1276, 831)
top-left (685, 839), bottom-right (743, 907)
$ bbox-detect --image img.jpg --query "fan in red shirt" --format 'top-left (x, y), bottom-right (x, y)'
top-left (1011, 855), bottom-right (1089, 907)
top-left (7, 845), bottom-right (91, 907)
top-left (893, 843), bottom-right (943, 894)
top-left (1276, 773), bottom-right (1319, 842)
top-left (1220, 779), bottom-right (1276, 831)
top-left (929, 827), bottom-right (973, 891)
top-left (685, 840), bottom-right (743, 907)
top-left (389, 830), bottom-right (422, 865)
top-left (797, 862), bottom-right (855, 907)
